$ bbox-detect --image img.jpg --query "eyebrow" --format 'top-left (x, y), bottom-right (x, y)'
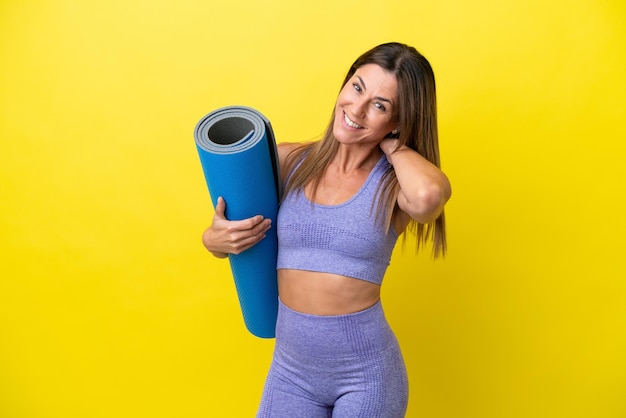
top-left (356, 75), bottom-right (393, 105)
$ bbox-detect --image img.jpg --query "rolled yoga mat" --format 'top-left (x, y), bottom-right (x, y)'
top-left (194, 106), bottom-right (280, 338)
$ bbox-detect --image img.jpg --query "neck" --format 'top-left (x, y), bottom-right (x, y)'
top-left (333, 144), bottom-right (383, 173)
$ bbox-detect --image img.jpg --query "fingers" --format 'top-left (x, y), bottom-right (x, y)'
top-left (231, 214), bottom-right (269, 231)
top-left (220, 217), bottom-right (271, 255)
top-left (214, 196), bottom-right (227, 219)
top-left (214, 197), bottom-right (268, 230)
top-left (229, 221), bottom-right (272, 254)
top-left (202, 218), bottom-right (270, 257)
top-left (227, 216), bottom-right (271, 242)
top-left (206, 196), bottom-right (273, 255)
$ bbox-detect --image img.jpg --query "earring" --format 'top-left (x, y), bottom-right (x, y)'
top-left (392, 129), bottom-right (400, 135)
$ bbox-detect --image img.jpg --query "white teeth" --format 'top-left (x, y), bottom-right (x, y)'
top-left (344, 113), bottom-right (363, 129)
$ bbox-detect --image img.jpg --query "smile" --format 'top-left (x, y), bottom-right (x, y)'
top-left (344, 112), bottom-right (364, 129)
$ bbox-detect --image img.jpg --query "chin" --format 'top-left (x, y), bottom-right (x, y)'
top-left (332, 125), bottom-right (351, 144)
top-left (331, 118), bottom-right (346, 141)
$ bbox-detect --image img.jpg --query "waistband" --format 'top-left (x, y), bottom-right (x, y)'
top-left (275, 298), bottom-right (396, 359)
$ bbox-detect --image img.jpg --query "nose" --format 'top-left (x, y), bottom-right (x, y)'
top-left (352, 97), bottom-right (367, 117)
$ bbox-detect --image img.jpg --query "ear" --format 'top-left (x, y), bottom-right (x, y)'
top-left (385, 129), bottom-right (400, 139)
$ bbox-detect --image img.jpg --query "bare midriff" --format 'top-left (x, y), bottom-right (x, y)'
top-left (277, 269), bottom-right (381, 316)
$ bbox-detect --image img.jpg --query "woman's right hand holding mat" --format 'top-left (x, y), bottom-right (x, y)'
top-left (202, 196), bottom-right (272, 259)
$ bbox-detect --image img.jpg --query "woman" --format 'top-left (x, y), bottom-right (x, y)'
top-left (202, 42), bottom-right (451, 417)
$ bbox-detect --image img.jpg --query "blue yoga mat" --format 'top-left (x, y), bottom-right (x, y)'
top-left (194, 106), bottom-right (280, 338)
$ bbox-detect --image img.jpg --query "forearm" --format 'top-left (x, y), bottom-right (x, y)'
top-left (382, 142), bottom-right (451, 223)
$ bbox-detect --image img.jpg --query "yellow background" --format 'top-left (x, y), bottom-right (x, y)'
top-left (1, 0), bottom-right (625, 417)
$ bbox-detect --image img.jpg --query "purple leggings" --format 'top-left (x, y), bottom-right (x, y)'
top-left (257, 299), bottom-right (408, 417)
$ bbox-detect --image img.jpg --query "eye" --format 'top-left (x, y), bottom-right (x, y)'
top-left (374, 102), bottom-right (387, 112)
top-left (352, 83), bottom-right (362, 93)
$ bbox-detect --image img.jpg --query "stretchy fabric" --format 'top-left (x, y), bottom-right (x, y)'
top-left (257, 299), bottom-right (408, 418)
top-left (276, 155), bottom-right (398, 285)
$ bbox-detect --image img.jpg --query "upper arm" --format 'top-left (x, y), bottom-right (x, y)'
top-left (277, 142), bottom-right (303, 182)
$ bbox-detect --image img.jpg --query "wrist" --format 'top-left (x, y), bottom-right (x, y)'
top-left (380, 138), bottom-right (400, 155)
top-left (382, 141), bottom-right (411, 165)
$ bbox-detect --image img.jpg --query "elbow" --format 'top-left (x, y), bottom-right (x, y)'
top-left (406, 181), bottom-right (451, 224)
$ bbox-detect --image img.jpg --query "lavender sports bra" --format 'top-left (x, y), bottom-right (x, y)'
top-left (276, 155), bottom-right (398, 285)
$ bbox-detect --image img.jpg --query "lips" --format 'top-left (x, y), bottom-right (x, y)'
top-left (343, 112), bottom-right (364, 129)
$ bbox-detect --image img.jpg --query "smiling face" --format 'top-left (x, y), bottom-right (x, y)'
top-left (333, 64), bottom-right (399, 146)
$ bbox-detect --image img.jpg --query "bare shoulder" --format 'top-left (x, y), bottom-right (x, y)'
top-left (277, 142), bottom-right (304, 172)
top-left (277, 142), bottom-right (302, 160)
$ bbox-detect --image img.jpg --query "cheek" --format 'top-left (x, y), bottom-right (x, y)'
top-left (333, 101), bottom-right (343, 121)
top-left (373, 115), bottom-right (396, 133)
top-left (336, 88), bottom-right (351, 106)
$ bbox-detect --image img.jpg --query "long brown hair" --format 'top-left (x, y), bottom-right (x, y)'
top-left (283, 42), bottom-right (447, 257)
